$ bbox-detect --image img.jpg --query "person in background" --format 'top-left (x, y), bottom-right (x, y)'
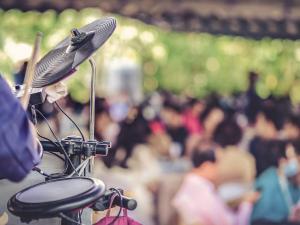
top-left (94, 98), bottom-right (120, 168)
top-left (185, 104), bottom-right (225, 158)
top-left (184, 98), bottom-right (205, 157)
top-left (249, 101), bottom-right (282, 176)
top-left (282, 114), bottom-right (300, 140)
top-left (183, 98), bottom-right (204, 135)
top-left (160, 101), bottom-right (188, 157)
top-left (113, 106), bottom-right (151, 168)
top-left (244, 71), bottom-right (262, 126)
top-left (251, 140), bottom-right (300, 224)
top-left (200, 104), bottom-right (225, 141)
top-left (173, 146), bottom-right (259, 225)
top-left (213, 117), bottom-right (256, 187)
top-left (94, 98), bottom-right (119, 145)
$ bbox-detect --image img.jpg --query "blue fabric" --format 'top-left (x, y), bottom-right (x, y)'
top-left (0, 76), bottom-right (40, 182)
top-left (251, 167), bottom-right (300, 223)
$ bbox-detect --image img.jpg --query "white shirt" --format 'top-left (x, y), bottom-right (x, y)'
top-left (173, 173), bottom-right (252, 225)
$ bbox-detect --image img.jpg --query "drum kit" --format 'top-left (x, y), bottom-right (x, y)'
top-left (9, 17), bottom-right (137, 225)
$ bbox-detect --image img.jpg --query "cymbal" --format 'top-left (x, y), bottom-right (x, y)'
top-left (32, 17), bottom-right (116, 88)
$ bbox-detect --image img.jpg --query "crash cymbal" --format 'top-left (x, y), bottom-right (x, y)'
top-left (32, 17), bottom-right (116, 88)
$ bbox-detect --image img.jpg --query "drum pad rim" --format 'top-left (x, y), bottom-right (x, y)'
top-left (7, 177), bottom-right (105, 219)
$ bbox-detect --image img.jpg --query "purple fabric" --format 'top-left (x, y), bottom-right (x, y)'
top-left (0, 76), bottom-right (40, 182)
top-left (95, 209), bottom-right (142, 225)
top-left (95, 194), bottom-right (142, 225)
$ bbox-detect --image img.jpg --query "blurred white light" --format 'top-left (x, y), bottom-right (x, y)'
top-left (222, 42), bottom-right (242, 55)
top-left (140, 31), bottom-right (155, 44)
top-left (4, 38), bottom-right (31, 63)
top-left (83, 15), bottom-right (99, 25)
top-left (120, 26), bottom-right (138, 41)
top-left (152, 45), bottom-right (166, 60)
top-left (46, 30), bottom-right (67, 47)
top-left (295, 48), bottom-right (300, 61)
top-left (143, 106), bottom-right (156, 120)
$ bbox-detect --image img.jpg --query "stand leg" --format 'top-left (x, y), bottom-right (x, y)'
top-left (88, 57), bottom-right (96, 173)
top-left (61, 155), bottom-right (81, 224)
top-left (89, 57), bottom-right (96, 141)
top-left (61, 213), bottom-right (80, 225)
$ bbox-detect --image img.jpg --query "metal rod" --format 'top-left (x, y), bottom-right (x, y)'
top-left (89, 57), bottom-right (96, 141)
top-left (88, 57), bottom-right (96, 173)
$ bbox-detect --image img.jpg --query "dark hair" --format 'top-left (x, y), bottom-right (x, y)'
top-left (186, 97), bottom-right (203, 107)
top-left (289, 139), bottom-right (300, 155)
top-left (64, 94), bottom-right (85, 113)
top-left (191, 149), bottom-right (216, 168)
top-left (258, 100), bottom-right (283, 130)
top-left (268, 140), bottom-right (288, 168)
top-left (95, 97), bottom-right (109, 115)
top-left (116, 106), bottom-right (151, 157)
top-left (213, 118), bottom-right (242, 147)
top-left (248, 71), bottom-right (259, 85)
top-left (287, 114), bottom-right (300, 129)
top-left (200, 105), bottom-right (223, 123)
top-left (163, 101), bottom-right (182, 114)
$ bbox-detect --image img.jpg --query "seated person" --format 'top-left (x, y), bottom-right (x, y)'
top-left (251, 140), bottom-right (300, 224)
top-left (249, 102), bottom-right (282, 177)
top-left (213, 118), bottom-right (256, 185)
top-left (173, 146), bottom-right (259, 225)
top-left (160, 101), bottom-right (188, 156)
top-left (282, 113), bottom-right (300, 140)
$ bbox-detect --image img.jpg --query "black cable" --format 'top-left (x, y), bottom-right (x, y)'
top-left (37, 130), bottom-right (68, 178)
top-left (37, 133), bottom-right (65, 161)
top-left (79, 210), bottom-right (83, 224)
top-left (107, 188), bottom-right (123, 225)
top-left (35, 109), bottom-right (60, 143)
top-left (32, 167), bottom-right (51, 178)
top-left (59, 213), bottom-right (84, 225)
top-left (35, 108), bottom-right (79, 176)
top-left (37, 131), bottom-right (57, 146)
top-left (37, 128), bottom-right (68, 173)
top-left (54, 102), bottom-right (85, 141)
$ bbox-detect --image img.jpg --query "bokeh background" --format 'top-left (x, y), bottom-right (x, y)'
top-left (0, 7), bottom-right (300, 102)
top-left (2, 1), bottom-right (300, 225)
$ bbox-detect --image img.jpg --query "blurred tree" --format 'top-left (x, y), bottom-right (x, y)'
top-left (0, 8), bottom-right (299, 103)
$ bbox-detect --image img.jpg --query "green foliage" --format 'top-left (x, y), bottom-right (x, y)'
top-left (0, 8), bottom-right (300, 103)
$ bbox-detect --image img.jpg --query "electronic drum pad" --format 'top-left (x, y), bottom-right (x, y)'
top-left (7, 177), bottom-right (105, 219)
top-left (32, 17), bottom-right (116, 88)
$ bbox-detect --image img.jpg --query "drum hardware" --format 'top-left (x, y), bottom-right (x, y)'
top-left (40, 137), bottom-right (110, 176)
top-left (92, 189), bottom-right (137, 212)
top-left (8, 17), bottom-right (138, 225)
top-left (31, 17), bottom-right (116, 88)
top-left (7, 177), bottom-right (106, 223)
top-left (40, 137), bottom-right (110, 158)
top-left (13, 85), bottom-right (46, 106)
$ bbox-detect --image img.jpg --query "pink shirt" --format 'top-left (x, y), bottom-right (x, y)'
top-left (173, 174), bottom-right (252, 225)
top-left (183, 110), bottom-right (203, 135)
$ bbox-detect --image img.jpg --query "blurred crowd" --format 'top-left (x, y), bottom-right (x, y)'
top-left (35, 71), bottom-right (300, 225)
